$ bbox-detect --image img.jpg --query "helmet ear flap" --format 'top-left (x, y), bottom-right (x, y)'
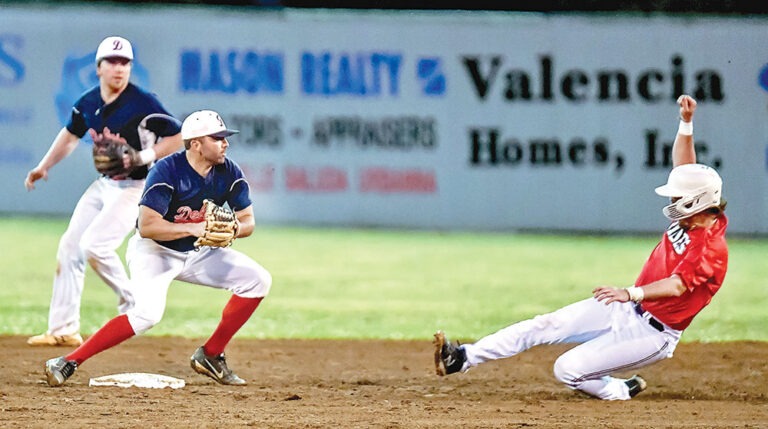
top-left (662, 192), bottom-right (706, 220)
top-left (661, 187), bottom-right (722, 221)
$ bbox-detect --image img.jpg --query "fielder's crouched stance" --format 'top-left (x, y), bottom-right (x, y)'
top-left (435, 95), bottom-right (728, 400)
top-left (44, 110), bottom-right (272, 387)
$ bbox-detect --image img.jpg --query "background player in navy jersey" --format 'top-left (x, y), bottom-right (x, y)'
top-left (44, 110), bottom-right (272, 387)
top-left (24, 36), bottom-right (183, 347)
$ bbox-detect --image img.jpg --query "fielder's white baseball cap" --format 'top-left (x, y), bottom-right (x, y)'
top-left (95, 36), bottom-right (134, 62)
top-left (181, 110), bottom-right (239, 140)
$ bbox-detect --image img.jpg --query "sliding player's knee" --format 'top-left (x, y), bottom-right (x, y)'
top-left (553, 355), bottom-right (580, 387)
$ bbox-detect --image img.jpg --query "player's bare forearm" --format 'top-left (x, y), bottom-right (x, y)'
top-left (137, 205), bottom-right (205, 241)
top-left (235, 207), bottom-right (255, 238)
top-left (672, 95), bottom-right (697, 167)
top-left (593, 275), bottom-right (686, 304)
top-left (25, 129), bottom-right (80, 190)
top-left (637, 275), bottom-right (687, 300)
top-left (41, 128), bottom-right (80, 168)
top-left (672, 134), bottom-right (695, 167)
top-left (152, 133), bottom-right (184, 159)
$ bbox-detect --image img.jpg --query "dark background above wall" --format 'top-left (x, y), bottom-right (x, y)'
top-left (4, 0), bottom-right (768, 15)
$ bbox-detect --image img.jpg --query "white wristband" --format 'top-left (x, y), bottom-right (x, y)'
top-left (626, 286), bottom-right (645, 303)
top-left (138, 148), bottom-right (157, 165)
top-left (678, 120), bottom-right (693, 136)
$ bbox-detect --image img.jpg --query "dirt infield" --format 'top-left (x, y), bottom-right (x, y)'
top-left (2, 336), bottom-right (766, 428)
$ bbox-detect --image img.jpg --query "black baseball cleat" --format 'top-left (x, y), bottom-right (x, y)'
top-left (190, 347), bottom-right (247, 385)
top-left (45, 356), bottom-right (78, 387)
top-left (433, 330), bottom-right (467, 376)
top-left (625, 375), bottom-right (647, 398)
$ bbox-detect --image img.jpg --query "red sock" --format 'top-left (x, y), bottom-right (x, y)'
top-left (203, 295), bottom-right (263, 356)
top-left (66, 314), bottom-right (136, 365)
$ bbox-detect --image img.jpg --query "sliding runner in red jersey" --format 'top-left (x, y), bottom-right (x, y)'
top-left (435, 94), bottom-right (728, 400)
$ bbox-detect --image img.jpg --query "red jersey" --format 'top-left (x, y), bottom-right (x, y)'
top-left (635, 214), bottom-right (728, 330)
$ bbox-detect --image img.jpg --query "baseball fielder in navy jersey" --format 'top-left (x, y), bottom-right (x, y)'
top-left (44, 110), bottom-right (272, 387)
top-left (139, 151), bottom-right (251, 252)
top-left (25, 36), bottom-right (183, 347)
top-left (434, 95), bottom-right (728, 400)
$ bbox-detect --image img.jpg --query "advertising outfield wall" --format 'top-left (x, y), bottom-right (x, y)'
top-left (1, 5), bottom-right (767, 233)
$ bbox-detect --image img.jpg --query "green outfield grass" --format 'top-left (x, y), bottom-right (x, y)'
top-left (2, 217), bottom-right (765, 342)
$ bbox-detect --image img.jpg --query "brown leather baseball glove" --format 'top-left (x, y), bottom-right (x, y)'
top-left (194, 199), bottom-right (239, 249)
top-left (90, 128), bottom-right (140, 178)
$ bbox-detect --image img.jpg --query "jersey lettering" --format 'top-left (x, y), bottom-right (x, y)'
top-left (174, 206), bottom-right (204, 223)
top-left (666, 222), bottom-right (690, 255)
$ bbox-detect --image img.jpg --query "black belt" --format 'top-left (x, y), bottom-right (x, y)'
top-left (634, 304), bottom-right (664, 332)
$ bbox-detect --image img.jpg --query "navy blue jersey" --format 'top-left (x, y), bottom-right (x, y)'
top-left (67, 83), bottom-right (181, 180)
top-left (139, 151), bottom-right (252, 252)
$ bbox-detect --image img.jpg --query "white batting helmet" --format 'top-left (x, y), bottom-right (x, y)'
top-left (655, 163), bottom-right (723, 221)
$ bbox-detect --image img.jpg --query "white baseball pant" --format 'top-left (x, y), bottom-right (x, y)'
top-left (47, 177), bottom-right (144, 336)
top-left (462, 297), bottom-right (682, 400)
top-left (124, 234), bottom-right (272, 334)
